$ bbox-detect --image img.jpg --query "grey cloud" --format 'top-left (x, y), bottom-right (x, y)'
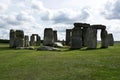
top-left (41, 8), bottom-right (90, 24)
top-left (16, 12), bottom-right (35, 22)
top-left (102, 0), bottom-right (120, 19)
top-left (41, 11), bottom-right (51, 21)
top-left (31, 0), bottom-right (44, 11)
top-left (30, 0), bottom-right (90, 24)
top-left (52, 11), bottom-right (74, 24)
top-left (0, 12), bottom-right (35, 29)
top-left (79, 9), bottom-right (89, 21)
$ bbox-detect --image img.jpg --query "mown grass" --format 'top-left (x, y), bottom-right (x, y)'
top-left (0, 43), bottom-right (120, 80)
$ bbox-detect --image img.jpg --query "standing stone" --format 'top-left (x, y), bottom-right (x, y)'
top-left (87, 28), bottom-right (97, 49)
top-left (101, 29), bottom-right (108, 48)
top-left (70, 26), bottom-right (82, 49)
top-left (74, 23), bottom-right (90, 47)
top-left (108, 33), bottom-right (114, 46)
top-left (66, 29), bottom-right (72, 45)
top-left (36, 35), bottom-right (41, 46)
top-left (15, 30), bottom-right (24, 47)
top-left (24, 35), bottom-right (29, 47)
top-left (43, 28), bottom-right (54, 46)
top-left (30, 35), bottom-right (35, 46)
top-left (53, 30), bottom-right (57, 42)
top-left (9, 29), bottom-right (16, 48)
top-left (82, 27), bottom-right (90, 47)
top-left (30, 34), bottom-right (41, 46)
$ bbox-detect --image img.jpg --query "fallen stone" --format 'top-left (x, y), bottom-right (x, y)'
top-left (53, 42), bottom-right (63, 48)
top-left (37, 46), bottom-right (60, 51)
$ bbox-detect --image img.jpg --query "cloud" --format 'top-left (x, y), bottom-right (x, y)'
top-left (29, 0), bottom-right (90, 24)
top-left (40, 8), bottom-right (90, 24)
top-left (0, 11), bottom-right (35, 27)
top-left (3, 0), bottom-right (120, 41)
top-left (16, 12), bottom-right (35, 22)
top-left (0, 0), bottom-right (90, 40)
top-left (31, 0), bottom-right (45, 11)
top-left (0, 28), bottom-right (9, 39)
top-left (0, 3), bottom-right (8, 12)
top-left (102, 0), bottom-right (120, 20)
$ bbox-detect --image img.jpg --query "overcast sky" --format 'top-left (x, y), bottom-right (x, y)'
top-left (0, 0), bottom-right (120, 40)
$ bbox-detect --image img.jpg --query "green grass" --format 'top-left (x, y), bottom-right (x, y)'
top-left (0, 43), bottom-right (120, 80)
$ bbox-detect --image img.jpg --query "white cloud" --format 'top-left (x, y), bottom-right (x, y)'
top-left (0, 3), bottom-right (8, 12)
top-left (0, 0), bottom-right (120, 41)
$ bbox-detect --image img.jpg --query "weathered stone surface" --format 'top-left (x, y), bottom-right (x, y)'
top-left (82, 27), bottom-right (91, 47)
top-left (9, 29), bottom-right (16, 48)
top-left (43, 28), bottom-right (54, 46)
top-left (15, 30), bottom-right (24, 47)
top-left (70, 26), bottom-right (82, 49)
top-left (30, 34), bottom-right (41, 46)
top-left (101, 29), bottom-right (108, 48)
top-left (108, 33), bottom-right (114, 46)
top-left (36, 35), bottom-right (41, 46)
top-left (66, 29), bottom-right (72, 45)
top-left (16, 30), bottom-right (24, 38)
top-left (30, 35), bottom-right (35, 46)
top-left (91, 25), bottom-right (106, 30)
top-left (24, 35), bottom-right (29, 47)
top-left (53, 30), bottom-right (57, 42)
top-left (87, 28), bottom-right (97, 49)
top-left (74, 23), bottom-right (90, 28)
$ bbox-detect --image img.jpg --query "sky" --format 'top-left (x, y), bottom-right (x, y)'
top-left (0, 0), bottom-right (120, 41)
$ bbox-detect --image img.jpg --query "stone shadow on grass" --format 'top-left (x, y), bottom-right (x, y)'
top-left (60, 47), bottom-right (109, 52)
top-left (0, 46), bottom-right (13, 51)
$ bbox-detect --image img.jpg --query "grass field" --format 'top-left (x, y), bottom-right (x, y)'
top-left (0, 43), bottom-right (120, 80)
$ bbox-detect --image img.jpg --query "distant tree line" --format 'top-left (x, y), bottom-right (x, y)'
top-left (0, 39), bottom-right (9, 43)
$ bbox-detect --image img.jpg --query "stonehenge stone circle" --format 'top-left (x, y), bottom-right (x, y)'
top-left (9, 22), bottom-right (114, 50)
